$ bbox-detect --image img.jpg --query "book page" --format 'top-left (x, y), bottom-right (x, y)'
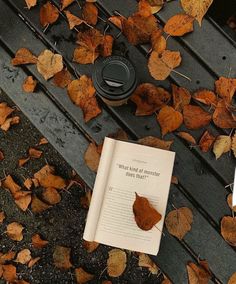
top-left (94, 139), bottom-right (175, 255)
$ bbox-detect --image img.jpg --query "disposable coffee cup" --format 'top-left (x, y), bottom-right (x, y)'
top-left (92, 56), bottom-right (137, 107)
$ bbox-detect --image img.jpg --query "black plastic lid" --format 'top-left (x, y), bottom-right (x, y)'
top-left (92, 56), bottom-right (137, 101)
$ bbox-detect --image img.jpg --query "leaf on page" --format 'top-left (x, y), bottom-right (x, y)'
top-left (213, 135), bottom-right (231, 160)
top-left (183, 105), bottom-right (211, 130)
top-left (53, 246), bottom-right (72, 269)
top-left (165, 207), bottom-right (193, 240)
top-left (40, 2), bottom-right (59, 28)
top-left (164, 14), bottom-right (194, 36)
top-left (107, 249), bottom-right (127, 277)
top-left (133, 193), bottom-right (162, 231)
top-left (138, 253), bottom-right (159, 274)
top-left (75, 267), bottom-right (94, 283)
top-left (82, 240), bottom-right (99, 253)
top-left (138, 136), bottom-right (173, 150)
top-left (199, 130), bottom-right (215, 152)
top-left (187, 261), bottom-right (211, 284)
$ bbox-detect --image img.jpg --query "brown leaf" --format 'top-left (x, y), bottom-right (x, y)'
top-left (171, 176), bottom-right (179, 184)
top-left (157, 106), bottom-right (183, 136)
top-left (164, 14), bottom-right (194, 36)
top-left (100, 35), bottom-right (114, 57)
top-left (73, 46), bottom-right (99, 65)
top-left (148, 50), bottom-right (182, 81)
top-left (15, 249), bottom-right (32, 265)
top-left (151, 33), bottom-right (166, 54)
top-left (53, 246), bottom-right (72, 270)
top-left (75, 267), bottom-right (94, 283)
top-left (64, 10), bottom-right (85, 30)
top-left (213, 135), bottom-right (231, 159)
top-left (80, 189), bottom-right (92, 209)
top-left (42, 187), bottom-right (61, 205)
top-left (60, 0), bottom-right (74, 10)
top-left (177, 132), bottom-right (196, 145)
top-left (193, 89), bottom-right (217, 106)
top-left (40, 2), bottom-right (59, 27)
top-left (138, 136), bottom-right (173, 150)
top-left (213, 100), bottom-right (236, 129)
top-left (18, 157), bottom-right (30, 167)
top-left (221, 216), bottom-right (236, 246)
top-left (0, 149), bottom-right (4, 161)
top-left (25, 0), bottom-right (37, 9)
top-left (181, 0), bottom-right (214, 25)
top-left (31, 195), bottom-right (51, 213)
top-left (138, 253), bottom-right (159, 274)
top-left (107, 249), bottom-right (127, 277)
top-left (6, 222), bottom-right (24, 241)
top-left (199, 130), bottom-right (215, 152)
top-left (228, 272), bottom-right (236, 284)
top-left (215, 77), bottom-right (236, 104)
top-left (131, 83), bottom-right (171, 116)
top-left (108, 16), bottom-right (123, 30)
top-left (29, 147), bottom-right (43, 159)
top-left (83, 96), bottom-right (102, 123)
top-left (0, 211), bottom-right (5, 224)
top-left (53, 69), bottom-right (72, 88)
top-left (165, 207), bottom-right (193, 240)
top-left (82, 2), bottom-right (98, 25)
top-left (23, 178), bottom-right (33, 190)
top-left (2, 264), bottom-right (17, 282)
top-left (82, 240), bottom-right (99, 253)
top-left (183, 105), bottom-right (211, 129)
top-left (172, 84), bottom-right (191, 112)
top-left (108, 129), bottom-right (128, 141)
top-left (187, 261), bottom-right (211, 284)
top-left (38, 137), bottom-right (48, 145)
top-left (28, 257), bottom-right (40, 268)
top-left (232, 132), bottom-right (236, 158)
top-left (0, 251), bottom-right (16, 264)
top-left (14, 193), bottom-right (32, 212)
top-left (22, 76), bottom-right (37, 93)
top-left (1, 116), bottom-right (20, 131)
top-left (227, 194), bottom-right (236, 213)
top-left (133, 193), bottom-right (162, 231)
top-left (0, 102), bottom-right (14, 125)
top-left (84, 143), bottom-right (101, 172)
top-left (138, 0), bottom-right (163, 17)
top-left (32, 234), bottom-right (49, 249)
top-left (11, 48), bottom-right (37, 66)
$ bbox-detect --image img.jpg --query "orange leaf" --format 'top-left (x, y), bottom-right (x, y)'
top-left (84, 143), bottom-right (101, 172)
top-left (82, 240), bottom-right (99, 253)
top-left (221, 216), bottom-right (236, 246)
top-left (0, 102), bottom-right (14, 125)
top-left (28, 257), bottom-right (40, 268)
top-left (53, 69), bottom-right (72, 88)
top-left (138, 0), bottom-right (163, 17)
top-left (31, 195), bottom-right (51, 213)
top-left (107, 249), bottom-right (127, 277)
top-left (14, 193), bottom-right (32, 212)
top-left (29, 147), bottom-right (43, 158)
top-left (80, 189), bottom-right (92, 209)
top-left (177, 132), bottom-right (196, 144)
top-left (2, 175), bottom-right (21, 195)
top-left (6, 222), bottom-right (24, 241)
top-left (60, 0), bottom-right (74, 10)
top-left (193, 89), bottom-right (217, 106)
top-left (232, 132), bottom-right (236, 158)
top-left (215, 76), bottom-right (236, 103)
top-left (32, 234), bottom-right (49, 249)
top-left (2, 264), bottom-right (17, 282)
top-left (16, 249), bottom-right (32, 264)
top-left (25, 0), bottom-right (37, 9)
top-left (82, 2), bottom-right (98, 25)
top-left (38, 137), bottom-right (48, 145)
top-left (11, 48), bottom-right (37, 66)
top-left (23, 178), bottom-right (33, 190)
top-left (18, 157), bottom-right (30, 167)
top-left (199, 130), bottom-right (215, 152)
top-left (22, 76), bottom-right (37, 93)
top-left (75, 267), bottom-right (94, 283)
top-left (40, 2), bottom-right (59, 27)
top-left (64, 10), bottom-right (84, 30)
top-left (183, 105), bottom-right (212, 129)
top-left (164, 14), bottom-right (194, 36)
top-left (42, 187), bottom-right (61, 205)
top-left (172, 84), bottom-right (191, 112)
top-left (227, 194), bottom-right (236, 213)
top-left (151, 34), bottom-right (166, 54)
top-left (138, 136), bottom-right (173, 150)
top-left (157, 106), bottom-right (183, 136)
top-left (77, 28), bottom-right (104, 53)
top-left (0, 211), bottom-right (5, 224)
top-left (213, 99), bottom-right (236, 129)
top-left (53, 246), bottom-right (72, 270)
top-left (148, 50), bottom-right (182, 81)
top-left (187, 261), bottom-right (211, 284)
top-left (73, 46), bottom-right (99, 65)
top-left (1, 116), bottom-right (20, 132)
top-left (133, 193), bottom-right (162, 231)
top-left (100, 35), bottom-right (114, 57)
top-left (0, 251), bottom-right (16, 264)
top-left (228, 272), bottom-right (236, 284)
top-left (108, 16), bottom-right (123, 30)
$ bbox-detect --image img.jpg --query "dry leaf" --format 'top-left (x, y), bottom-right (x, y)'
top-left (29, 147), bottom-right (43, 158)
top-left (15, 249), bottom-right (31, 264)
top-left (187, 261), bottom-right (211, 284)
top-left (148, 50), bottom-right (182, 81)
top-left (0, 102), bottom-right (14, 125)
top-left (199, 130), bottom-right (215, 152)
top-left (1, 116), bottom-right (20, 131)
top-left (183, 105), bottom-right (211, 129)
top-left (14, 280), bottom-right (30, 284)
top-left (73, 46), bottom-right (99, 65)
top-left (227, 194), bottom-right (236, 212)
top-left (138, 253), bottom-right (159, 274)
top-left (75, 267), bottom-right (94, 283)
top-left (61, 0), bottom-right (74, 10)
top-left (2, 264), bottom-right (17, 282)
top-left (53, 246), bottom-right (72, 269)
top-left (171, 176), bottom-right (179, 184)
top-left (228, 272), bottom-right (236, 284)
top-left (193, 89), bottom-right (217, 106)
top-left (221, 216), bottom-right (236, 246)
top-left (22, 76), bottom-right (37, 93)
top-left (138, 136), bottom-right (173, 150)
top-left (232, 132), bottom-right (236, 158)
top-left (32, 178), bottom-right (40, 187)
top-left (108, 16), bottom-right (123, 30)
top-left (100, 35), bottom-right (114, 57)
top-left (0, 149), bottom-right (4, 161)
top-left (42, 187), bottom-right (61, 205)
top-left (28, 257), bottom-right (40, 268)
top-left (131, 83), bottom-right (171, 116)
top-left (23, 178), bottom-right (33, 190)
top-left (64, 11), bottom-right (85, 30)
top-left (133, 193), bottom-right (162, 230)
top-left (151, 32), bottom-right (166, 54)
top-left (177, 132), bottom-right (196, 144)
top-left (32, 234), bottom-right (49, 249)
top-left (157, 106), bottom-right (183, 136)
top-left (31, 195), bottom-right (51, 213)
top-left (6, 222), bottom-right (24, 241)
top-left (25, 0), bottom-right (37, 9)
top-left (11, 48), bottom-right (37, 66)
top-left (14, 193), bottom-right (32, 212)
top-left (164, 14), bottom-right (194, 36)
top-left (213, 135), bottom-right (231, 159)
top-left (84, 143), bottom-right (101, 172)
top-left (53, 69), bottom-right (72, 88)
top-left (138, 0), bottom-right (163, 17)
top-left (82, 2), bottom-right (98, 25)
top-left (172, 84), bottom-right (191, 112)
top-left (80, 190), bottom-right (92, 209)
top-left (0, 251), bottom-right (16, 264)
top-left (37, 49), bottom-right (63, 80)
top-left (40, 2), bottom-right (59, 27)
top-left (162, 279), bottom-right (172, 284)
top-left (82, 240), bottom-right (99, 253)
top-left (107, 249), bottom-right (127, 277)
top-left (82, 96), bottom-right (102, 122)
top-left (38, 137), bottom-right (48, 145)
top-left (2, 175), bottom-right (21, 195)
top-left (181, 0), bottom-right (214, 25)
top-left (0, 211), bottom-right (5, 224)
top-left (19, 158), bottom-right (30, 167)
top-left (215, 77), bottom-right (236, 104)
top-left (165, 207), bottom-right (193, 240)
top-left (213, 100), bottom-right (236, 129)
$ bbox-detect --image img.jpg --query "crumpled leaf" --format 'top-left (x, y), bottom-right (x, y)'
top-left (199, 130), bottom-right (215, 152)
top-left (84, 143), bottom-right (101, 172)
top-left (138, 0), bottom-right (164, 17)
top-left (227, 194), bottom-right (236, 213)
top-left (172, 84), bottom-right (191, 112)
top-left (138, 253), bottom-right (159, 274)
top-left (131, 83), bottom-right (171, 116)
top-left (177, 132), bottom-right (196, 145)
top-left (107, 249), bottom-right (127, 277)
top-left (164, 14), bottom-right (194, 36)
top-left (37, 49), bottom-right (63, 80)
top-left (213, 135), bottom-right (231, 159)
top-left (32, 234), bottom-right (49, 249)
top-left (157, 106), bottom-right (183, 136)
top-left (60, 0), bottom-right (74, 10)
top-left (193, 89), bottom-right (217, 106)
top-left (42, 187), bottom-right (61, 205)
top-left (53, 246), bottom-right (72, 269)
top-left (148, 50), bottom-right (182, 81)
top-left (213, 100), bottom-right (236, 129)
top-left (165, 207), bottom-right (193, 240)
top-left (25, 0), bottom-right (37, 9)
top-left (40, 2), bottom-right (59, 28)
top-left (183, 105), bottom-right (212, 129)
top-left (151, 31), bottom-right (166, 54)
top-left (181, 0), bottom-right (214, 26)
top-left (75, 267), bottom-right (94, 283)
top-left (228, 272), bottom-right (236, 284)
top-left (6, 222), bottom-right (24, 241)
top-left (231, 132), bottom-right (236, 158)
top-left (22, 76), bottom-right (37, 93)
top-left (64, 11), bottom-right (85, 30)
top-left (82, 240), bottom-right (99, 253)
top-left (0, 211), bottom-right (5, 224)
top-left (187, 261), bottom-right (211, 284)
top-left (133, 193), bottom-right (162, 230)
top-left (138, 136), bottom-right (174, 150)
top-left (0, 102), bottom-right (14, 125)
top-left (53, 69), bottom-right (72, 89)
top-left (2, 264), bottom-right (17, 282)
top-left (82, 2), bottom-right (98, 25)
top-left (31, 195), bottom-right (51, 213)
top-left (15, 249), bottom-right (31, 265)
top-left (11, 48), bottom-right (37, 66)
top-left (215, 76), bottom-right (236, 104)
top-left (221, 216), bottom-right (236, 246)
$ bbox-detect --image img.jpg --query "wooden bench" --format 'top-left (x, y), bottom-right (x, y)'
top-left (0, 1), bottom-right (235, 282)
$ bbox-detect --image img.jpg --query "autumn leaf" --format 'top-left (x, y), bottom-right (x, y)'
top-left (1, 116), bottom-right (20, 132)
top-left (64, 11), bottom-right (85, 30)
top-left (227, 194), bottom-right (236, 213)
top-left (0, 102), bottom-right (14, 126)
top-left (82, 3), bottom-right (98, 25)
top-left (151, 32), bottom-right (166, 54)
top-left (221, 216), bottom-right (236, 246)
top-left (42, 187), bottom-right (61, 205)
top-left (37, 50), bottom-right (63, 80)
top-left (138, 253), bottom-right (159, 274)
top-left (0, 251), bottom-right (16, 264)
top-left (84, 143), bottom-right (101, 172)
top-left (2, 264), bottom-right (17, 282)
top-left (148, 50), bottom-right (182, 81)
top-left (19, 158), bottom-right (30, 167)
top-left (213, 100), bottom-right (236, 129)
top-left (25, 0), bottom-right (37, 9)
top-left (157, 106), bottom-right (183, 136)
top-left (172, 84), bottom-right (191, 112)
top-left (138, 0), bottom-right (163, 17)
top-left (131, 83), bottom-right (171, 116)
top-left (177, 132), bottom-right (196, 145)
top-left (199, 130), bottom-right (215, 152)
top-left (215, 76), bottom-right (236, 104)
top-left (53, 246), bottom-right (72, 269)
top-left (22, 76), bottom-right (37, 93)
top-left (0, 149), bottom-right (4, 161)
top-left (108, 16), bottom-right (123, 30)
top-left (164, 14), bottom-right (194, 36)
top-left (133, 193), bottom-right (162, 230)
top-left (2, 175), bottom-right (21, 195)
top-left (38, 137), bottom-right (48, 146)
top-left (40, 2), bottom-right (59, 28)
top-left (165, 207), bottom-right (193, 240)
top-left (107, 249), bottom-right (127, 277)
top-left (11, 48), bottom-right (37, 66)
top-left (73, 46), bottom-right (99, 65)
top-left (31, 195), bottom-right (51, 213)
top-left (83, 240), bottom-right (99, 253)
top-left (6, 222), bottom-right (24, 241)
top-left (187, 261), bottom-right (211, 284)
top-left (192, 89), bottom-right (217, 106)
top-left (100, 35), bottom-right (114, 57)
top-left (15, 249), bottom-right (32, 265)
top-left (53, 69), bottom-right (72, 88)
top-left (183, 105), bottom-right (211, 129)
top-left (228, 272), bottom-right (236, 284)
top-left (138, 136), bottom-right (174, 150)
top-left (181, 0), bottom-right (214, 26)
top-left (28, 257), bottom-right (40, 268)
top-left (80, 189), bottom-right (92, 209)
top-left (29, 147), bottom-right (43, 158)
top-left (14, 192), bottom-right (32, 212)
top-left (75, 267), bottom-right (94, 283)
top-left (32, 234), bottom-right (49, 249)
top-left (231, 132), bottom-right (236, 158)
top-left (0, 211), bottom-right (5, 224)
top-left (213, 135), bottom-right (231, 159)
top-left (60, 0), bottom-right (74, 10)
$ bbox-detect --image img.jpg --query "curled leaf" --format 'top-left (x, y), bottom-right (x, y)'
top-left (25, 0), bottom-right (37, 9)
top-left (177, 132), bottom-right (196, 145)
top-left (32, 234), bottom-right (49, 249)
top-left (60, 0), bottom-right (74, 10)
top-left (42, 187), bottom-right (61, 205)
top-left (16, 249), bottom-right (31, 264)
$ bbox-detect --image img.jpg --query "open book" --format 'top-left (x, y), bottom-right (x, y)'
top-left (83, 137), bottom-right (175, 255)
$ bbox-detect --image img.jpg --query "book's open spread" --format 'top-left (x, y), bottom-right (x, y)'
top-left (83, 137), bottom-right (175, 255)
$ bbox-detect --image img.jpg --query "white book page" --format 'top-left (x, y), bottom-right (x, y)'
top-left (94, 139), bottom-right (175, 255)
